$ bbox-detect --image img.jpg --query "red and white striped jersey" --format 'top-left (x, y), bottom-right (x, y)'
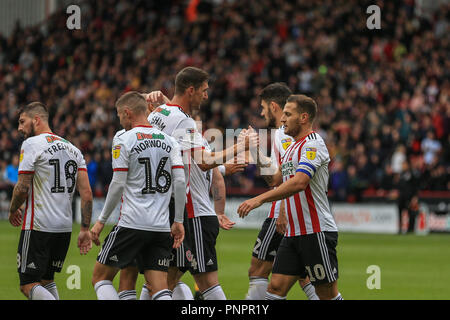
top-left (268, 126), bottom-right (293, 219)
top-left (18, 133), bottom-right (87, 232)
top-left (280, 131), bottom-right (337, 236)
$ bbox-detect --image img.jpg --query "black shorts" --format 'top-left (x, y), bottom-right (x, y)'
top-left (188, 216), bottom-right (220, 275)
top-left (169, 197), bottom-right (195, 272)
top-left (97, 226), bottom-right (172, 272)
top-left (17, 230), bottom-right (71, 286)
top-left (252, 218), bottom-right (284, 262)
top-left (272, 231), bottom-right (339, 285)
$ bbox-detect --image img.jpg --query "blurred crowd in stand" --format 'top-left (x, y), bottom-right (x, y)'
top-left (0, 0), bottom-right (448, 206)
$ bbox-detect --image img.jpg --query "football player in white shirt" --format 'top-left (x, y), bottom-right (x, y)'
top-left (9, 102), bottom-right (93, 300)
top-left (90, 92), bottom-right (186, 300)
top-left (243, 83), bottom-right (317, 300)
top-left (238, 95), bottom-right (343, 300)
top-left (146, 67), bottom-right (252, 300)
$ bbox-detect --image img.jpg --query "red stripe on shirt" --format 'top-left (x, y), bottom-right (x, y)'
top-left (284, 139), bottom-right (302, 162)
top-left (285, 197), bottom-right (296, 237)
top-left (172, 165), bottom-right (184, 169)
top-left (305, 185), bottom-right (321, 233)
top-left (293, 191), bottom-right (307, 235)
top-left (78, 168), bottom-right (87, 172)
top-left (18, 171), bottom-right (34, 174)
top-left (296, 140), bottom-right (308, 160)
top-left (113, 168), bottom-right (128, 172)
top-left (268, 201), bottom-right (276, 219)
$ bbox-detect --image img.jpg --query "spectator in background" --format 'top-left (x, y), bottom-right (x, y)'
top-left (0, 160), bottom-right (10, 194)
top-left (0, 0), bottom-right (448, 202)
top-left (86, 153), bottom-right (99, 196)
top-left (330, 159), bottom-right (348, 201)
top-left (396, 161), bottom-right (421, 234)
top-left (5, 155), bottom-right (19, 185)
top-left (98, 149), bottom-right (113, 196)
top-left (421, 131), bottom-right (442, 166)
top-left (391, 145), bottom-right (407, 174)
top-left (3, 155), bottom-right (19, 199)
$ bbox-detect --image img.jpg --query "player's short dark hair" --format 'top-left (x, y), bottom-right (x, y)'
top-left (287, 94), bottom-right (317, 122)
top-left (175, 67), bottom-right (209, 95)
top-left (115, 91), bottom-right (147, 114)
top-left (18, 102), bottom-right (49, 122)
top-left (259, 82), bottom-right (292, 108)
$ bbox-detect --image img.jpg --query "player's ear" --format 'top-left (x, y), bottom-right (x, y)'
top-left (270, 101), bottom-right (281, 113)
top-left (300, 112), bottom-right (309, 123)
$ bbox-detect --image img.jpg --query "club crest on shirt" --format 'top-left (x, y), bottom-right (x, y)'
top-left (112, 145), bottom-right (121, 159)
top-left (306, 147), bottom-right (317, 160)
top-left (282, 138), bottom-right (292, 150)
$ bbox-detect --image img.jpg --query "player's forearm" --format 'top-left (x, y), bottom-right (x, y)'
top-left (211, 168), bottom-right (226, 215)
top-left (257, 177), bottom-right (306, 204)
top-left (9, 181), bottom-right (29, 213)
top-left (80, 196), bottom-right (93, 230)
top-left (198, 143), bottom-right (244, 171)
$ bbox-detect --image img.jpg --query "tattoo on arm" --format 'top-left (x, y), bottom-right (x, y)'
top-left (263, 174), bottom-right (274, 185)
top-left (9, 175), bottom-right (32, 213)
top-left (212, 185), bottom-right (223, 202)
top-left (81, 199), bottom-right (92, 228)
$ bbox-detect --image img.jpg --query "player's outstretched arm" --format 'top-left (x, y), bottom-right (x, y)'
top-left (194, 131), bottom-right (258, 172)
top-left (8, 173), bottom-right (33, 227)
top-left (211, 167), bottom-right (235, 230)
top-left (244, 126), bottom-right (281, 187)
top-left (76, 170), bottom-right (93, 254)
top-left (237, 171), bottom-right (311, 218)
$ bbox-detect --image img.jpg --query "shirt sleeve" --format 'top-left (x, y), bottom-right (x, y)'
top-left (18, 139), bottom-right (37, 174)
top-left (172, 118), bottom-right (205, 152)
top-left (78, 154), bottom-right (87, 172)
top-left (111, 136), bottom-right (129, 172)
top-left (169, 137), bottom-right (184, 170)
top-left (296, 140), bottom-right (326, 179)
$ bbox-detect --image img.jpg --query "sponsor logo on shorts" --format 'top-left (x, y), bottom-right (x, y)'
top-left (158, 258), bottom-right (170, 267)
top-left (109, 255), bottom-right (119, 262)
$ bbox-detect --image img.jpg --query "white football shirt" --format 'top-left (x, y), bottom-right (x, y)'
top-left (268, 126), bottom-right (294, 219)
top-left (112, 125), bottom-right (184, 232)
top-left (280, 131), bottom-right (338, 236)
top-left (18, 132), bottom-right (87, 232)
top-left (147, 104), bottom-right (215, 219)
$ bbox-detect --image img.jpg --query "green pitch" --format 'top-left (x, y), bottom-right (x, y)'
top-left (0, 220), bottom-right (449, 300)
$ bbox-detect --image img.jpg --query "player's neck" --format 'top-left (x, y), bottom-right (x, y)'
top-left (34, 125), bottom-right (53, 136)
top-left (275, 116), bottom-right (282, 129)
top-left (170, 96), bottom-right (191, 115)
top-left (131, 117), bottom-right (152, 129)
top-left (273, 107), bottom-right (285, 128)
top-left (294, 126), bottom-right (313, 141)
